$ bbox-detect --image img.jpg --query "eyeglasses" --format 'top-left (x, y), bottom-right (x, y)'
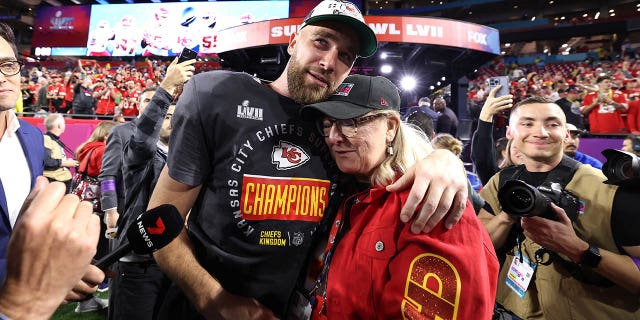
top-left (0, 60), bottom-right (23, 76)
top-left (317, 113), bottom-right (388, 138)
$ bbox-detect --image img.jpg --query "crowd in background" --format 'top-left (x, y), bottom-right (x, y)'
top-left (467, 53), bottom-right (640, 137)
top-left (16, 58), bottom-right (220, 121)
top-left (17, 50), bottom-right (640, 139)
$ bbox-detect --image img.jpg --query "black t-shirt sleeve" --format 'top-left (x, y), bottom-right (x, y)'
top-left (166, 74), bottom-right (211, 186)
top-left (471, 120), bottom-right (498, 185)
top-left (611, 187), bottom-right (640, 247)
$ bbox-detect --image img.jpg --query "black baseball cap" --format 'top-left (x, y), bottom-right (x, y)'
top-left (301, 74), bottom-right (400, 120)
top-left (300, 0), bottom-right (377, 58)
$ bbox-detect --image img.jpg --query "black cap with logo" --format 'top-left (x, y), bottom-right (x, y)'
top-left (300, 74), bottom-right (400, 120)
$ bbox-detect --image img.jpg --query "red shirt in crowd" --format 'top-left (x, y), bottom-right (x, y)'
top-left (121, 88), bottom-right (141, 117)
top-left (64, 81), bottom-right (74, 104)
top-left (95, 86), bottom-right (119, 115)
top-left (47, 82), bottom-right (66, 110)
top-left (582, 90), bottom-right (628, 133)
top-left (312, 186), bottom-right (498, 320)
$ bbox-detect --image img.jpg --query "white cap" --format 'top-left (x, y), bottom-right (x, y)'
top-left (300, 0), bottom-right (377, 58)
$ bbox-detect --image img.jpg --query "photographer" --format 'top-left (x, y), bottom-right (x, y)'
top-left (478, 96), bottom-right (640, 320)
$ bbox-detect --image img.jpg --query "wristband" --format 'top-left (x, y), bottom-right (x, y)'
top-left (100, 179), bottom-right (116, 192)
top-left (632, 256), bottom-right (640, 271)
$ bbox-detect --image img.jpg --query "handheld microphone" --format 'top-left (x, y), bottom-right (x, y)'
top-left (94, 204), bottom-right (183, 269)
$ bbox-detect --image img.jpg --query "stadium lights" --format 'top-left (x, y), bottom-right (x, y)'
top-left (400, 76), bottom-right (417, 91)
top-left (380, 65), bottom-right (392, 74)
top-left (380, 52), bottom-right (388, 60)
top-left (595, 11), bottom-right (600, 19)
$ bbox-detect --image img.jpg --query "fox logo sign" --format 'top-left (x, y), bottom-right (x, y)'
top-left (272, 140), bottom-right (310, 170)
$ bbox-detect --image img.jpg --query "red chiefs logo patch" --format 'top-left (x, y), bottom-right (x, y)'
top-left (380, 97), bottom-right (388, 106)
top-left (272, 140), bottom-right (310, 170)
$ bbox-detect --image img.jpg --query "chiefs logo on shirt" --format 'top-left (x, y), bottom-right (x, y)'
top-left (272, 141), bottom-right (310, 170)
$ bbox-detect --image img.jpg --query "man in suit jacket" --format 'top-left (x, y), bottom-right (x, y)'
top-left (0, 23), bottom-right (106, 319)
top-left (99, 87), bottom-right (157, 237)
top-left (0, 22), bottom-right (45, 282)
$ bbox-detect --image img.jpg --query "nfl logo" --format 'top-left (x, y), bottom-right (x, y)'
top-left (291, 232), bottom-right (304, 246)
top-left (334, 83), bottom-right (354, 96)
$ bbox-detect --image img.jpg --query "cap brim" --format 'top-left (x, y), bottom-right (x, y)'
top-left (569, 129), bottom-right (586, 135)
top-left (303, 15), bottom-right (377, 58)
top-left (301, 100), bottom-right (373, 121)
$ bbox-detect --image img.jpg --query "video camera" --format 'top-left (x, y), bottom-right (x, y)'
top-left (498, 180), bottom-right (580, 221)
top-left (602, 149), bottom-right (640, 188)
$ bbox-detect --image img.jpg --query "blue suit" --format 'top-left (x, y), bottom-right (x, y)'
top-left (0, 119), bottom-right (45, 281)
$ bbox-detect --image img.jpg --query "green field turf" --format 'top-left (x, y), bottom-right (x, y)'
top-left (51, 290), bottom-right (108, 320)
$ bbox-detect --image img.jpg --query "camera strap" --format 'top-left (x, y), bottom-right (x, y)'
top-left (542, 155), bottom-right (581, 193)
top-left (500, 157), bottom-right (613, 287)
top-left (498, 155), bottom-right (581, 221)
top-left (498, 155), bottom-right (579, 188)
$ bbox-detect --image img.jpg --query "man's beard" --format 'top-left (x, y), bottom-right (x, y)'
top-left (564, 146), bottom-right (576, 157)
top-left (287, 53), bottom-right (335, 105)
top-left (160, 130), bottom-right (170, 146)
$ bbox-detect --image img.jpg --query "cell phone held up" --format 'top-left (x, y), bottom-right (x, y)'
top-left (489, 76), bottom-right (510, 98)
top-left (177, 47), bottom-right (197, 63)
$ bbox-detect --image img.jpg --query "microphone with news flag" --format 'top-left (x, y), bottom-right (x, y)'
top-left (94, 204), bottom-right (184, 269)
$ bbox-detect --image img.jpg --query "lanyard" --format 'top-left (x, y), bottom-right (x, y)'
top-left (310, 192), bottom-right (360, 316)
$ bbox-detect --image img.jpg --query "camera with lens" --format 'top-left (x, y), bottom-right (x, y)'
top-left (498, 179), bottom-right (579, 221)
top-left (602, 148), bottom-right (640, 188)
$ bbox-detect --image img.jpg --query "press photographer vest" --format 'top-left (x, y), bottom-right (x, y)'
top-left (482, 159), bottom-right (640, 320)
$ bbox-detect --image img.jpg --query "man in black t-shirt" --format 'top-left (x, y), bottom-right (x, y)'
top-left (555, 85), bottom-right (585, 130)
top-left (72, 77), bottom-right (96, 118)
top-left (147, 1), bottom-right (471, 319)
top-left (433, 95), bottom-right (458, 136)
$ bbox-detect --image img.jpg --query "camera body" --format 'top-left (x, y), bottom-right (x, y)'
top-left (498, 179), bottom-right (579, 221)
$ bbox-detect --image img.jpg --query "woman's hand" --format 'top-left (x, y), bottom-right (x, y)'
top-left (479, 85), bottom-right (513, 122)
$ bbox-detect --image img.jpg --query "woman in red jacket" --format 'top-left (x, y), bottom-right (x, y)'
top-left (300, 75), bottom-right (499, 320)
top-left (75, 121), bottom-right (117, 178)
